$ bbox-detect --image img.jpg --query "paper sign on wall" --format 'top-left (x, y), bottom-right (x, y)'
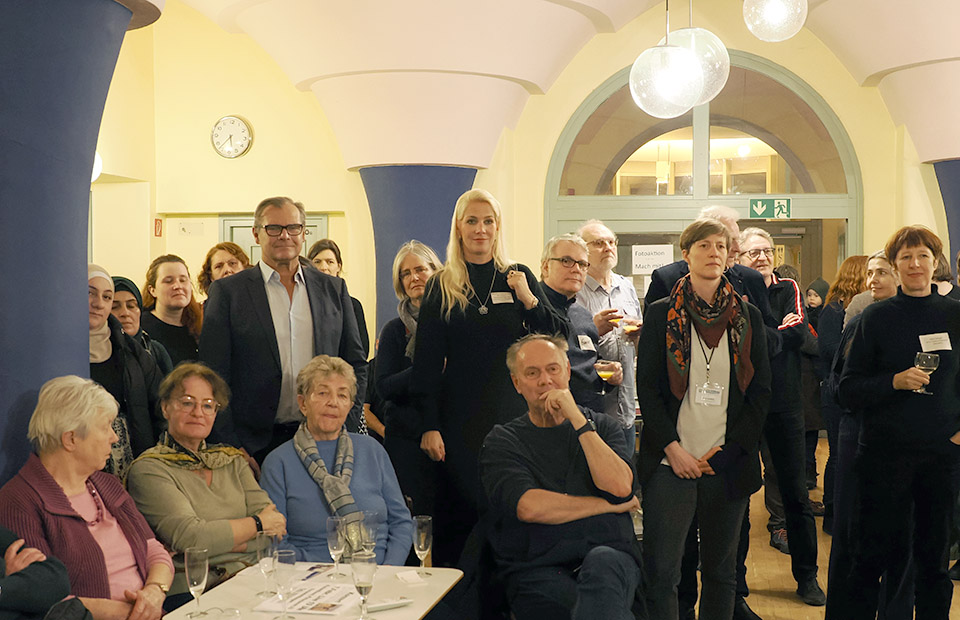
top-left (632, 245), bottom-right (674, 275)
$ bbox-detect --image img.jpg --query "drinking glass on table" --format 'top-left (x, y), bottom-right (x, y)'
top-left (184, 547), bottom-right (209, 618)
top-left (255, 531), bottom-right (277, 597)
top-left (914, 352), bottom-right (940, 394)
top-left (413, 515), bottom-right (432, 577)
top-left (273, 550), bottom-right (297, 620)
top-left (361, 511), bottom-right (379, 554)
top-left (326, 516), bottom-right (347, 578)
top-left (351, 551), bottom-right (378, 620)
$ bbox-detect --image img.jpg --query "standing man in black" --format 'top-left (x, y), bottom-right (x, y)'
top-left (201, 196), bottom-right (368, 463)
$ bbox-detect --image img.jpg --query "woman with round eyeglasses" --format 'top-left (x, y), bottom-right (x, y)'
top-left (197, 242), bottom-right (251, 297)
top-left (838, 226), bottom-right (960, 618)
top-left (126, 363), bottom-right (287, 599)
top-left (376, 240), bottom-right (442, 517)
top-left (142, 255), bottom-right (203, 367)
top-left (308, 238), bottom-right (370, 357)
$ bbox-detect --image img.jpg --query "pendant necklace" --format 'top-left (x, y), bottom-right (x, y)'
top-left (474, 269), bottom-right (497, 315)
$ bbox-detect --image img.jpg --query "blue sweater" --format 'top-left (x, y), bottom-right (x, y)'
top-left (260, 435), bottom-right (413, 565)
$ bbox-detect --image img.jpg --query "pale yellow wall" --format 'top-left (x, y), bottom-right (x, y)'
top-left (480, 0), bottom-right (946, 266)
top-left (90, 182), bottom-right (154, 283)
top-left (93, 0), bottom-right (376, 343)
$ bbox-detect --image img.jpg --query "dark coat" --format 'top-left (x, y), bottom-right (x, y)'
top-left (200, 264), bottom-right (368, 453)
top-left (636, 298), bottom-right (772, 500)
top-left (98, 315), bottom-right (163, 457)
top-left (645, 260), bottom-right (782, 358)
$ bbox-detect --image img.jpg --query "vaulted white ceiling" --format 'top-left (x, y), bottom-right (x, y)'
top-left (177, 0), bottom-right (960, 167)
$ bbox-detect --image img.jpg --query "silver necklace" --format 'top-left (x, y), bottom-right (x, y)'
top-left (473, 269), bottom-right (497, 315)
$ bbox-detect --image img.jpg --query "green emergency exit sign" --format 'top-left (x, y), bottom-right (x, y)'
top-left (749, 198), bottom-right (791, 219)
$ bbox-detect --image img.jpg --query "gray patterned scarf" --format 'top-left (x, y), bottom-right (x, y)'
top-left (398, 298), bottom-right (420, 360)
top-left (293, 422), bottom-right (363, 556)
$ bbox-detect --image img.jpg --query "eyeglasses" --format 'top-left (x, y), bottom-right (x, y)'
top-left (173, 396), bottom-right (220, 416)
top-left (744, 248), bottom-right (775, 260)
top-left (259, 224), bottom-right (305, 237)
top-left (587, 238), bottom-right (618, 249)
top-left (549, 256), bottom-right (590, 270)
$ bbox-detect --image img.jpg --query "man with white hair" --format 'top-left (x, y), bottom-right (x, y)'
top-left (576, 220), bottom-right (641, 454)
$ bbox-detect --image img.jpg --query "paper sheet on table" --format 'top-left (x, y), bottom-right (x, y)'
top-left (253, 583), bottom-right (360, 615)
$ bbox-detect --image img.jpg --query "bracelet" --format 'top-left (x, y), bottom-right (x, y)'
top-left (144, 581), bottom-right (168, 594)
top-left (253, 514), bottom-right (264, 532)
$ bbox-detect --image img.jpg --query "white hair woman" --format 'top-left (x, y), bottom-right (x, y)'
top-left (636, 218), bottom-right (771, 620)
top-left (260, 355), bottom-right (413, 564)
top-left (375, 240), bottom-right (442, 516)
top-left (0, 376), bottom-right (173, 620)
top-left (411, 188), bottom-right (563, 566)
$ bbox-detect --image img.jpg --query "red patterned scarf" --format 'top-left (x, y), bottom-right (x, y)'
top-left (665, 274), bottom-right (754, 401)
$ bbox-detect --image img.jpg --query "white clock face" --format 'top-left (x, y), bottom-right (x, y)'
top-left (211, 116), bottom-right (253, 158)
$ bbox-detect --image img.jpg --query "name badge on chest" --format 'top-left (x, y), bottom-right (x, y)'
top-left (695, 383), bottom-right (724, 407)
top-left (490, 292), bottom-right (514, 305)
top-left (919, 332), bottom-right (952, 352)
top-left (577, 334), bottom-right (596, 352)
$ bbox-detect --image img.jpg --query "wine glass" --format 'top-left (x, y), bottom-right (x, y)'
top-left (255, 531), bottom-right (276, 598)
top-left (326, 516), bottom-right (347, 578)
top-left (184, 547), bottom-right (209, 618)
top-left (914, 352), bottom-right (940, 394)
top-left (413, 515), bottom-right (432, 577)
top-left (594, 360), bottom-right (617, 396)
top-left (361, 511), bottom-right (379, 554)
top-left (273, 550), bottom-right (297, 620)
top-left (351, 551), bottom-right (378, 620)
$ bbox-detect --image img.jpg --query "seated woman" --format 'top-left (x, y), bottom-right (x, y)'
top-left (261, 355), bottom-right (413, 564)
top-left (0, 376), bottom-right (174, 620)
top-left (126, 363), bottom-right (286, 596)
top-left (89, 265), bottom-right (163, 479)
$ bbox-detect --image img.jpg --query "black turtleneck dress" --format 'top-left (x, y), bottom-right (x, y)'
top-left (413, 260), bottom-right (563, 565)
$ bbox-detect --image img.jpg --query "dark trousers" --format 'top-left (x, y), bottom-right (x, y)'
top-left (825, 413), bottom-right (915, 620)
top-left (642, 466), bottom-right (747, 620)
top-left (737, 407), bottom-right (818, 587)
top-left (760, 437), bottom-right (785, 530)
top-left (252, 422), bottom-right (301, 464)
top-left (383, 434), bottom-right (437, 517)
top-left (844, 446), bottom-right (960, 620)
top-left (506, 546), bottom-right (641, 620)
top-left (821, 387), bottom-right (843, 524)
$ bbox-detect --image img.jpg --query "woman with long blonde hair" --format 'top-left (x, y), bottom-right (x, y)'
top-left (412, 188), bottom-right (562, 566)
top-left (142, 254), bottom-right (203, 367)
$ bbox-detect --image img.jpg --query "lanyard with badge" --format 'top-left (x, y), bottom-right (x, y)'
top-left (693, 328), bottom-right (724, 406)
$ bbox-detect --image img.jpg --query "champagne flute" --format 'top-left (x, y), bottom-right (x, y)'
top-left (351, 551), bottom-right (378, 620)
top-left (273, 550), bottom-right (297, 620)
top-left (184, 547), bottom-right (209, 618)
top-left (255, 531), bottom-right (276, 597)
top-left (413, 515), bottom-right (432, 577)
top-left (361, 511), bottom-right (379, 554)
top-left (326, 516), bottom-right (347, 578)
top-left (914, 352), bottom-right (940, 394)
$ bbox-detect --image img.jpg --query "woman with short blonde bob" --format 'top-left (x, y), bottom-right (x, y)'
top-left (260, 355), bottom-right (412, 564)
top-left (126, 363), bottom-right (286, 597)
top-left (0, 376), bottom-right (173, 620)
top-left (637, 218), bottom-right (771, 620)
top-left (412, 189), bottom-right (563, 565)
top-left (376, 240), bottom-right (442, 516)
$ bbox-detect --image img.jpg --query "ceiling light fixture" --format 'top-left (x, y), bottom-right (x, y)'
top-left (743, 0), bottom-right (808, 42)
top-left (629, 0), bottom-right (704, 119)
top-left (657, 0), bottom-right (730, 106)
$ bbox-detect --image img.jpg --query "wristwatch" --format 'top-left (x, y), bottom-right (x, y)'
top-left (575, 418), bottom-right (597, 437)
top-left (252, 514), bottom-right (264, 532)
top-left (144, 581), bottom-right (169, 594)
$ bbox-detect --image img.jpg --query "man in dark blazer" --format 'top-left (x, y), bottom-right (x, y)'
top-left (201, 196), bottom-right (368, 463)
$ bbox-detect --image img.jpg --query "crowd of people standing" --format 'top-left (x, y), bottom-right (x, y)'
top-left (0, 189), bottom-right (958, 620)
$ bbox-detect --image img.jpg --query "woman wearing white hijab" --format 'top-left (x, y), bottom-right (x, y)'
top-left (89, 264), bottom-right (164, 478)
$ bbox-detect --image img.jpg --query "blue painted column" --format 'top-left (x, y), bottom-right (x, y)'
top-left (0, 0), bottom-right (132, 482)
top-left (934, 160), bottom-right (960, 278)
top-left (359, 166), bottom-right (477, 338)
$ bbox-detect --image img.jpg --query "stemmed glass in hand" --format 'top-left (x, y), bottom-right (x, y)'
top-left (255, 531), bottom-right (277, 598)
top-left (273, 550), bottom-right (297, 620)
top-left (326, 516), bottom-right (347, 578)
top-left (594, 360), bottom-right (618, 396)
top-left (184, 547), bottom-right (209, 618)
top-left (413, 515), bottom-right (432, 577)
top-left (914, 352), bottom-right (940, 394)
top-left (351, 551), bottom-right (378, 620)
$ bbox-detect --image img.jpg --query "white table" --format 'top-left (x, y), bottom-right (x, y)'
top-left (165, 563), bottom-right (463, 620)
